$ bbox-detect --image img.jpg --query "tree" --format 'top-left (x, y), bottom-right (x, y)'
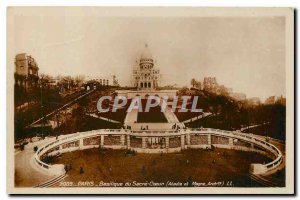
top-left (191, 78), bottom-right (196, 88)
top-left (178, 87), bottom-right (189, 96)
top-left (194, 81), bottom-right (202, 90)
top-left (74, 75), bottom-right (85, 87)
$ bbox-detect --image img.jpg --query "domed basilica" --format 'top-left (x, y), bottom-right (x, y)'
top-left (117, 44), bottom-right (176, 99)
top-left (132, 44), bottom-right (160, 90)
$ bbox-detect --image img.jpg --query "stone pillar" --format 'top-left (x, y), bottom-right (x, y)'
top-left (181, 135), bottom-right (185, 150)
top-left (229, 138), bottom-right (234, 148)
top-left (142, 137), bottom-right (146, 149)
top-left (127, 135), bottom-right (131, 149)
top-left (120, 135), bottom-right (125, 146)
top-left (100, 135), bottom-right (105, 147)
top-left (79, 138), bottom-right (84, 149)
top-left (207, 134), bottom-right (211, 148)
top-left (165, 137), bottom-right (169, 149)
top-left (186, 134), bottom-right (191, 146)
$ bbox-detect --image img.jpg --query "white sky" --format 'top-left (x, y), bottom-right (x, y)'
top-left (8, 8), bottom-right (286, 100)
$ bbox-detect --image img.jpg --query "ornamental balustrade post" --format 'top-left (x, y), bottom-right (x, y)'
top-left (100, 135), bottom-right (105, 147)
top-left (127, 134), bottom-right (131, 149)
top-left (207, 133), bottom-right (211, 148)
top-left (142, 137), bottom-right (146, 149)
top-left (229, 138), bottom-right (234, 148)
top-left (251, 136), bottom-right (255, 149)
top-left (186, 133), bottom-right (191, 146)
top-left (120, 135), bottom-right (125, 146)
top-left (165, 137), bottom-right (169, 149)
top-left (79, 138), bottom-right (84, 149)
top-left (181, 134), bottom-right (185, 150)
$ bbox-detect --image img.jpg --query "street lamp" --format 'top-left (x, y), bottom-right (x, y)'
top-left (40, 78), bottom-right (45, 138)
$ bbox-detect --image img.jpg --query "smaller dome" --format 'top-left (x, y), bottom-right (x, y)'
top-left (140, 44), bottom-right (153, 60)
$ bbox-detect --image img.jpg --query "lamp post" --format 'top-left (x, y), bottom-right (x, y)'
top-left (40, 78), bottom-right (45, 138)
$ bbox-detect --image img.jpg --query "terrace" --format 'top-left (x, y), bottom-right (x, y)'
top-left (137, 99), bottom-right (168, 123)
top-left (96, 98), bottom-right (132, 123)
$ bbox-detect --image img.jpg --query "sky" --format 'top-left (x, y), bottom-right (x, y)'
top-left (8, 8), bottom-right (286, 101)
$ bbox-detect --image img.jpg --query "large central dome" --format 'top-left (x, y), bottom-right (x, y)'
top-left (139, 44), bottom-right (154, 70)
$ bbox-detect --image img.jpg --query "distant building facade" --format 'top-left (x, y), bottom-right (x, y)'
top-left (203, 77), bottom-right (218, 93)
top-left (85, 75), bottom-right (116, 86)
top-left (132, 45), bottom-right (160, 90)
top-left (14, 53), bottom-right (39, 90)
top-left (230, 92), bottom-right (247, 101)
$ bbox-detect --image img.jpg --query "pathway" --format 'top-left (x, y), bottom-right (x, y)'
top-left (14, 138), bottom-right (57, 187)
top-left (86, 113), bottom-right (121, 124)
top-left (181, 112), bottom-right (214, 124)
top-left (28, 89), bottom-right (97, 127)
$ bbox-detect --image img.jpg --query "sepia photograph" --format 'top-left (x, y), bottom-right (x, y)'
top-left (6, 7), bottom-right (294, 194)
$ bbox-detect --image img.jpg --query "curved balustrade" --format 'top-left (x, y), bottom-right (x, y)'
top-left (33, 128), bottom-right (283, 177)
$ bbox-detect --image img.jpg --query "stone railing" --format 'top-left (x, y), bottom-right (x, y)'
top-left (34, 128), bottom-right (282, 176)
top-left (34, 139), bottom-right (64, 175)
top-left (187, 128), bottom-right (283, 174)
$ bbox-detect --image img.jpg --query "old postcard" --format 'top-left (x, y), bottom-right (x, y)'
top-left (7, 7), bottom-right (294, 194)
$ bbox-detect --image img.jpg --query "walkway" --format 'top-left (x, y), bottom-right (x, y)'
top-left (159, 99), bottom-right (180, 123)
top-left (15, 138), bottom-right (57, 187)
top-left (241, 122), bottom-right (270, 132)
top-left (181, 112), bottom-right (214, 123)
top-left (124, 106), bottom-right (138, 125)
top-left (249, 135), bottom-right (286, 186)
top-left (86, 113), bottom-right (121, 124)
